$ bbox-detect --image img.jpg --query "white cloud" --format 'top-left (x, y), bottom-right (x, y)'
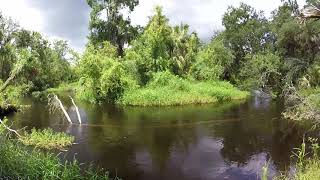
top-left (0, 0), bottom-right (44, 32)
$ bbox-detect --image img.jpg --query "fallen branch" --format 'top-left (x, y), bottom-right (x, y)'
top-left (54, 95), bottom-right (72, 124)
top-left (0, 118), bottom-right (21, 137)
top-left (69, 96), bottom-right (82, 124)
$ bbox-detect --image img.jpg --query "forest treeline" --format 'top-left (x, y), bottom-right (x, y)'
top-left (0, 0), bottom-right (319, 116)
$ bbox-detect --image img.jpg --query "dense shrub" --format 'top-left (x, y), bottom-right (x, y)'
top-left (77, 41), bottom-right (138, 103)
top-left (307, 62), bottom-right (320, 87)
top-left (239, 52), bottom-right (282, 90)
top-left (100, 62), bottom-right (138, 103)
top-left (191, 40), bottom-right (234, 81)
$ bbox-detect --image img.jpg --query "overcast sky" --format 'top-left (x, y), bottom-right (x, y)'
top-left (0, 0), bottom-right (306, 52)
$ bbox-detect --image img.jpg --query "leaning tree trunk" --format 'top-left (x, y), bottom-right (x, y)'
top-left (0, 74), bottom-right (15, 93)
top-left (54, 95), bottom-right (73, 124)
top-left (70, 96), bottom-right (82, 124)
top-left (300, 5), bottom-right (320, 21)
top-left (0, 58), bottom-right (26, 93)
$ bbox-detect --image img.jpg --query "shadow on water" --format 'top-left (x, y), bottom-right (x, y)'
top-left (10, 96), bottom-right (306, 180)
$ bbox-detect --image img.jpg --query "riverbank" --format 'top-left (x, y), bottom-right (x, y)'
top-left (283, 87), bottom-right (320, 122)
top-left (119, 80), bottom-right (248, 106)
top-left (119, 72), bottom-right (249, 106)
top-left (0, 138), bottom-right (110, 180)
top-left (0, 120), bottom-right (111, 180)
top-left (40, 75), bottom-right (249, 107)
top-left (269, 139), bottom-right (320, 180)
top-left (0, 104), bottom-right (18, 116)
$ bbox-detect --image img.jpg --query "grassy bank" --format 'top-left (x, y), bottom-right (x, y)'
top-left (292, 159), bottom-right (320, 179)
top-left (0, 139), bottom-right (110, 180)
top-left (119, 72), bottom-right (249, 106)
top-left (266, 139), bottom-right (320, 180)
top-left (0, 120), bottom-right (111, 180)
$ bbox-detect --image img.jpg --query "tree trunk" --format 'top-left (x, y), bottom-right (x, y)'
top-left (70, 96), bottom-right (82, 124)
top-left (0, 75), bottom-right (14, 93)
top-left (54, 95), bottom-right (72, 124)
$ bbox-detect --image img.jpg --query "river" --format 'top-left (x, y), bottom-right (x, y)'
top-left (10, 96), bottom-right (305, 180)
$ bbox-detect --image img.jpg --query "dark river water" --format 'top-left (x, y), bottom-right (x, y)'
top-left (10, 96), bottom-right (306, 180)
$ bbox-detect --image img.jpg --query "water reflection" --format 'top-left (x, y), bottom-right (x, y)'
top-left (11, 98), bottom-right (304, 180)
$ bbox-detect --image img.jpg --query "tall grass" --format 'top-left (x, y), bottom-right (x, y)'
top-left (119, 72), bottom-right (249, 106)
top-left (20, 128), bottom-right (75, 150)
top-left (0, 139), bottom-right (111, 180)
top-left (0, 121), bottom-right (113, 180)
top-left (276, 138), bottom-right (320, 180)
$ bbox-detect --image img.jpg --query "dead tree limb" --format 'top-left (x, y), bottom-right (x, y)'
top-left (54, 95), bottom-right (72, 124)
top-left (69, 96), bottom-right (81, 124)
top-left (0, 118), bottom-right (21, 137)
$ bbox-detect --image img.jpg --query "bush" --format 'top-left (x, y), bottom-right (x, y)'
top-left (239, 52), bottom-right (281, 90)
top-left (76, 41), bottom-right (137, 103)
top-left (100, 62), bottom-right (138, 103)
top-left (191, 40), bottom-right (234, 81)
top-left (308, 62), bottom-right (320, 87)
top-left (76, 77), bottom-right (99, 103)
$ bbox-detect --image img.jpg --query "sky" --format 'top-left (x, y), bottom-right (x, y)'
top-left (0, 0), bottom-right (306, 52)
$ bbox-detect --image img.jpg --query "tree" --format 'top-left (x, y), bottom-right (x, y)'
top-left (270, 1), bottom-right (320, 85)
top-left (125, 6), bottom-right (173, 83)
top-left (171, 24), bottom-right (200, 77)
top-left (0, 13), bottom-right (18, 81)
top-left (222, 3), bottom-right (269, 81)
top-left (125, 7), bottom-right (200, 82)
top-left (87, 0), bottom-right (140, 56)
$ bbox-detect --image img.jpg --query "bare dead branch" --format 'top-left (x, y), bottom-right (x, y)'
top-left (0, 118), bottom-right (21, 137)
top-left (69, 96), bottom-right (82, 124)
top-left (53, 95), bottom-right (72, 124)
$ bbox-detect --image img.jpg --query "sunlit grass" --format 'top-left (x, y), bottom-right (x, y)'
top-left (0, 120), bottom-right (112, 180)
top-left (20, 128), bottom-right (75, 150)
top-left (120, 79), bottom-right (249, 106)
top-left (46, 82), bottom-right (77, 94)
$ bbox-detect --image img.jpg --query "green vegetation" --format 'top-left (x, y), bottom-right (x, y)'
top-left (76, 6), bottom-right (247, 106)
top-left (0, 0), bottom-right (318, 110)
top-left (20, 128), bottom-right (75, 150)
top-left (283, 87), bottom-right (320, 122)
top-left (273, 138), bottom-right (320, 180)
top-left (120, 72), bottom-right (248, 106)
top-left (87, 0), bottom-right (140, 56)
top-left (292, 160), bottom-right (320, 179)
top-left (0, 139), bottom-right (110, 180)
top-left (0, 119), bottom-right (111, 180)
top-left (1, 0), bottom-right (320, 179)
